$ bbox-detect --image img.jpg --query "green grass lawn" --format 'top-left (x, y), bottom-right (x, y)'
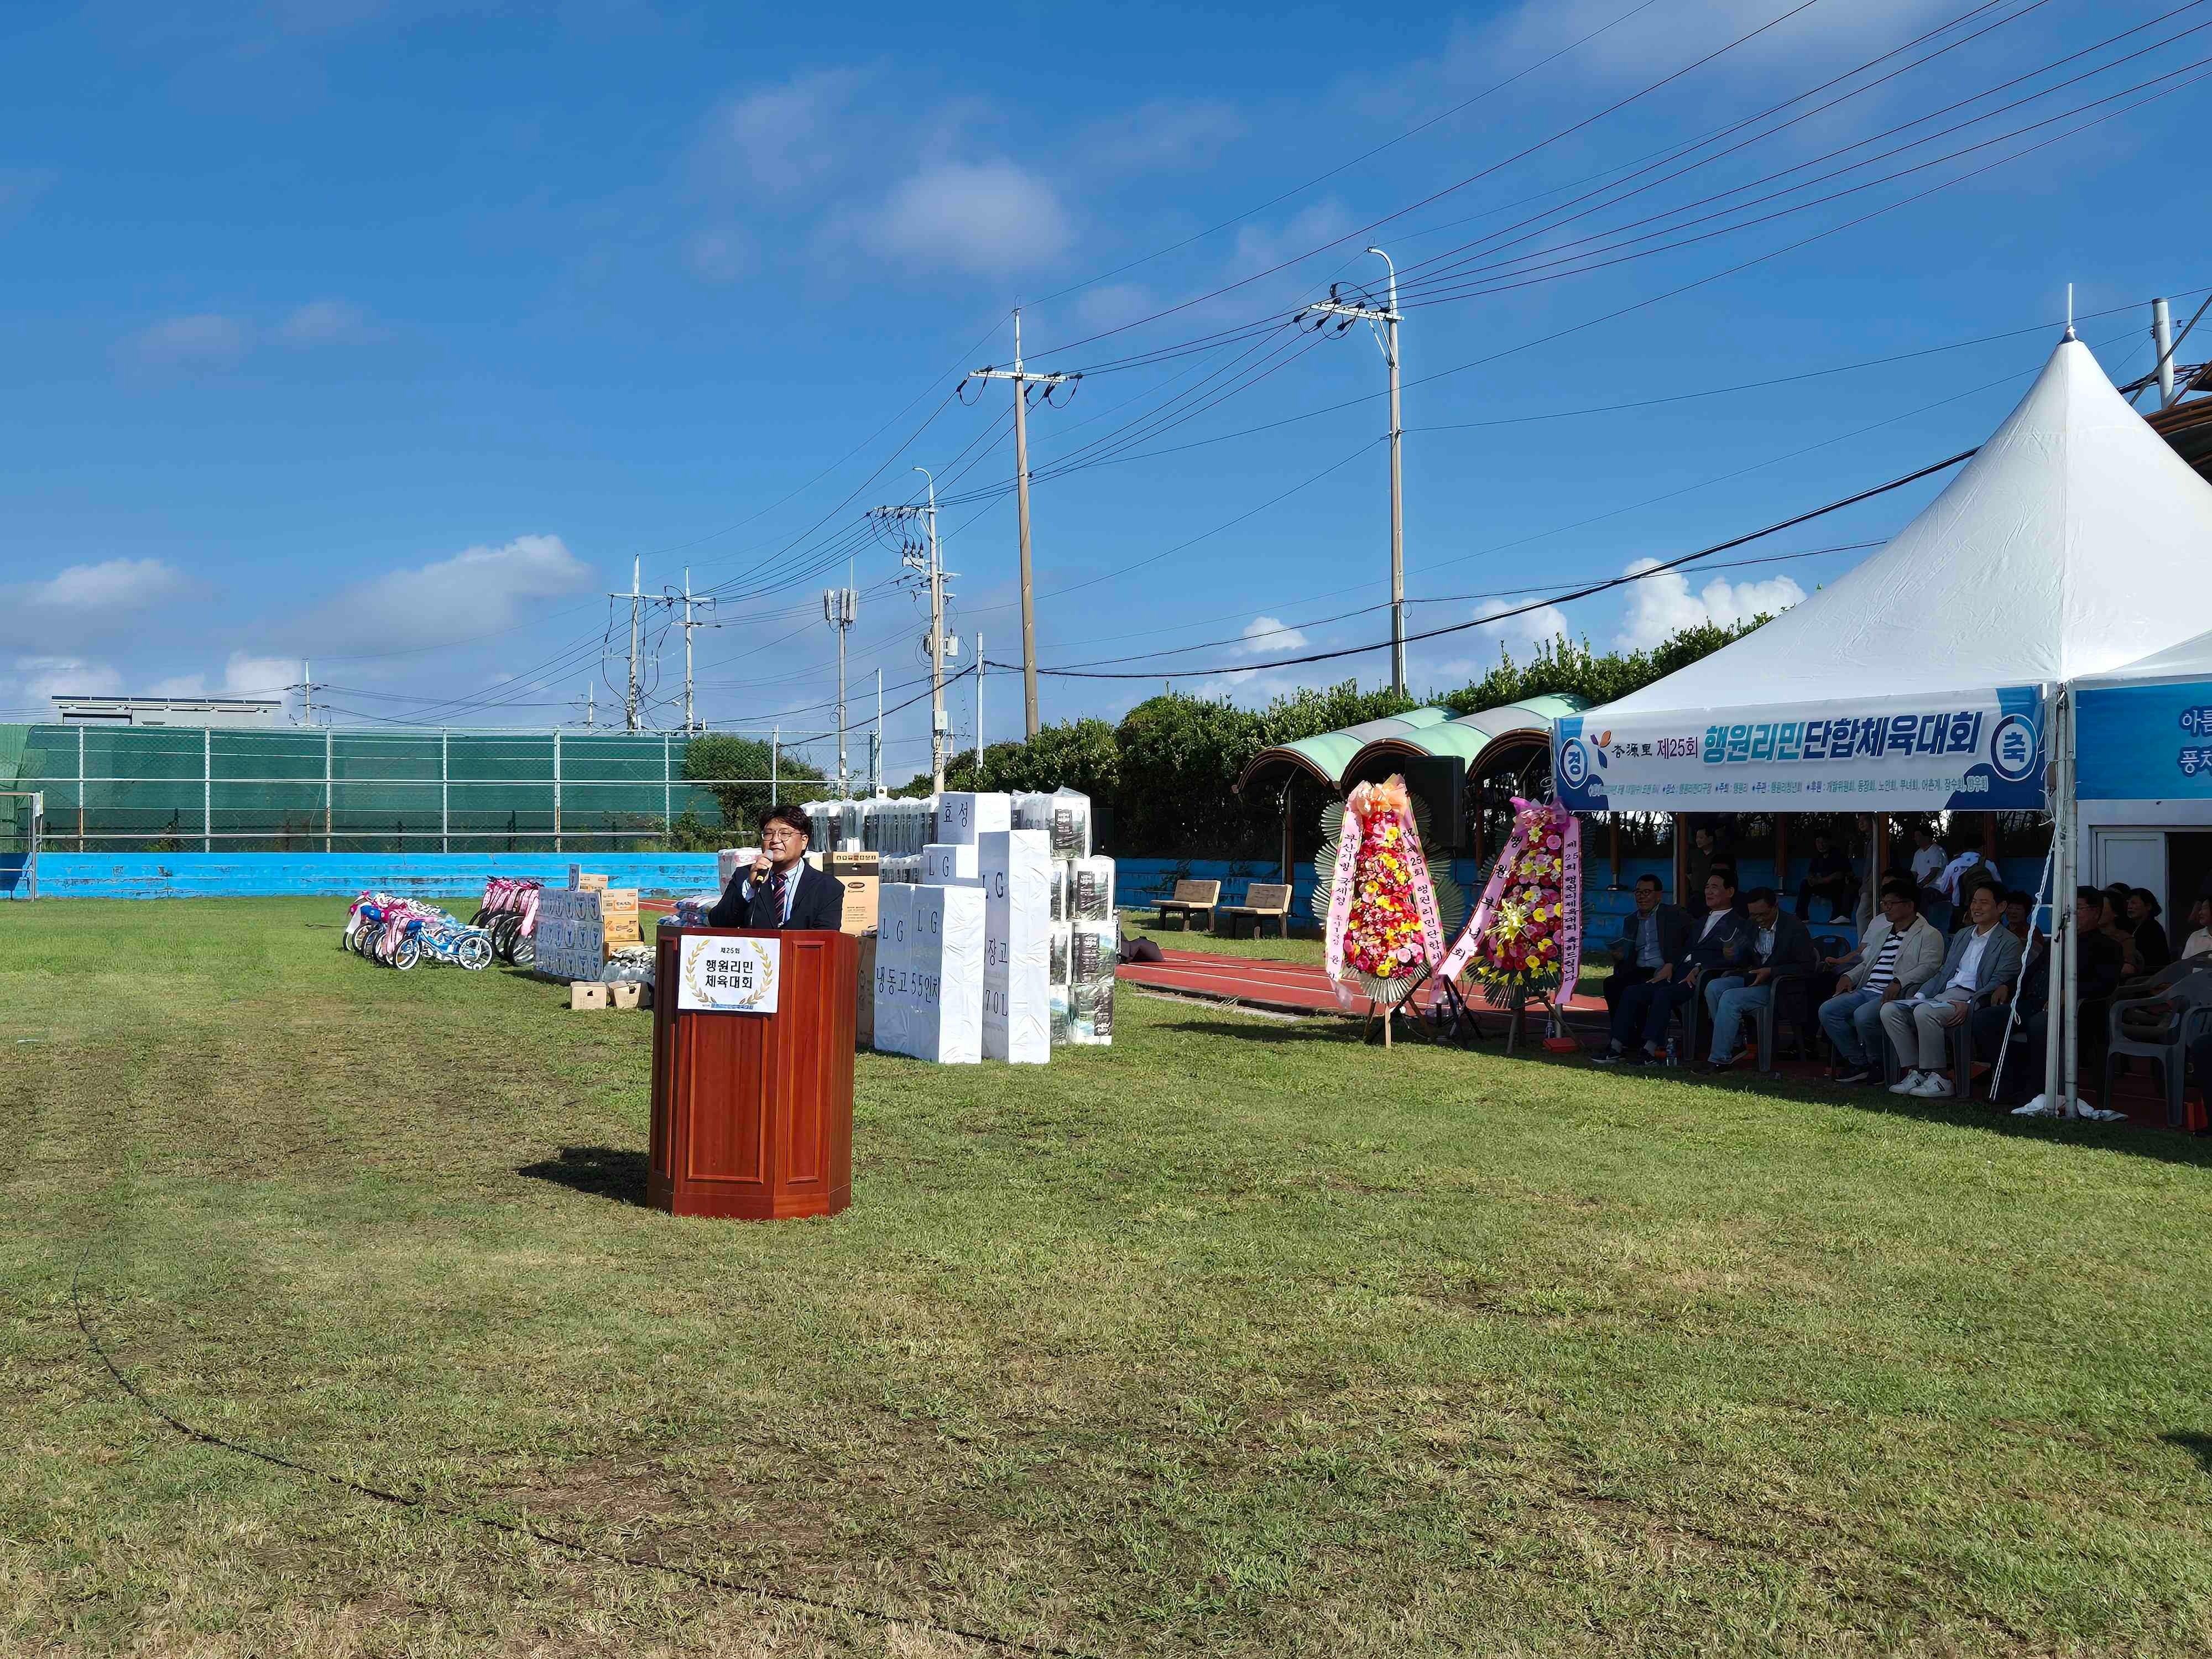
top-left (6, 896), bottom-right (2211, 1656)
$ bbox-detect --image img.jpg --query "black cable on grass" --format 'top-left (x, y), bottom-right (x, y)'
top-left (70, 1240), bottom-right (1098, 1659)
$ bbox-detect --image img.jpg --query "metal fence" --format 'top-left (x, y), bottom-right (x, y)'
top-left (2, 725), bottom-right (812, 853)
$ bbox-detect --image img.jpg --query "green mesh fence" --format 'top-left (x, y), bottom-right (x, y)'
top-left (4, 724), bottom-right (803, 852)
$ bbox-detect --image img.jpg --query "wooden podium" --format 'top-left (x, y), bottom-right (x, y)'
top-left (650, 927), bottom-right (857, 1220)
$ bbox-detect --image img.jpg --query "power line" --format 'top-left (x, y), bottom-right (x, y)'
top-left (994, 445), bottom-right (1978, 680)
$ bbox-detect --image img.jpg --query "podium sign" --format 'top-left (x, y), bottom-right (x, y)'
top-left (677, 934), bottom-right (780, 1013)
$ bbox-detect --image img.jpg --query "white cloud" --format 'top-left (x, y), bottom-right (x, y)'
top-left (284, 533), bottom-right (593, 651)
top-left (1614, 559), bottom-right (1804, 651)
top-left (278, 299), bottom-right (371, 345)
top-left (1230, 200), bottom-right (1356, 276)
top-left (701, 67), bottom-right (872, 197)
top-left (1073, 282), bottom-right (1156, 333)
top-left (116, 313), bottom-right (249, 375)
top-left (1238, 615), bottom-right (1308, 655)
top-left (1078, 100), bottom-right (1245, 176)
top-left (223, 653), bottom-right (298, 697)
top-left (862, 160), bottom-right (1071, 275)
top-left (12, 655), bottom-right (121, 701)
top-left (31, 557), bottom-right (190, 611)
top-left (147, 672), bottom-right (208, 697)
top-left (1474, 596), bottom-right (1573, 656)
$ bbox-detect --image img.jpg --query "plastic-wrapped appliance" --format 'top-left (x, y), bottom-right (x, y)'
top-left (980, 830), bottom-right (1052, 1064)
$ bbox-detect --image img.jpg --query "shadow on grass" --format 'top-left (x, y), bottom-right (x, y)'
top-left (519, 1145), bottom-right (651, 1206)
top-left (2163, 1432), bottom-right (2212, 1477)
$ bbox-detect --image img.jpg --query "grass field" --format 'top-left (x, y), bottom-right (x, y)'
top-left (6, 896), bottom-right (2212, 1657)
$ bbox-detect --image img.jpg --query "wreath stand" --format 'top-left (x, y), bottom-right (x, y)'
top-left (1359, 969), bottom-right (1430, 1047)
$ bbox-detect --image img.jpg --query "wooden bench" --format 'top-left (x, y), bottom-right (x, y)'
top-left (1155, 879), bottom-right (1222, 933)
top-left (1219, 882), bottom-right (1293, 940)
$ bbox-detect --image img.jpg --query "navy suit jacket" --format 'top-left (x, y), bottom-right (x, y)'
top-left (707, 860), bottom-right (844, 931)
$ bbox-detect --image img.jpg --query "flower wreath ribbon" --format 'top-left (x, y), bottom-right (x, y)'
top-left (1324, 777), bottom-right (1447, 1003)
top-left (1438, 797), bottom-right (1582, 994)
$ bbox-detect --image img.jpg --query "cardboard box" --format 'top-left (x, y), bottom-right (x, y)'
top-left (873, 883), bottom-right (914, 1056)
top-left (908, 884), bottom-right (985, 1065)
top-left (980, 830), bottom-right (1052, 1065)
top-left (608, 982), bottom-right (642, 1010)
top-left (569, 982), bottom-right (608, 1010)
top-left (576, 872), bottom-right (609, 893)
top-left (936, 791), bottom-right (1011, 846)
top-left (824, 849), bottom-right (880, 877)
top-left (855, 932), bottom-right (876, 1046)
top-left (599, 887), bottom-right (641, 946)
top-left (838, 874), bottom-right (879, 936)
top-left (921, 841), bottom-right (980, 886)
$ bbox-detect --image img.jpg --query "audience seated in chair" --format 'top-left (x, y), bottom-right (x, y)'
top-left (1595, 870), bottom-right (1750, 1066)
top-left (1696, 887), bottom-right (1817, 1073)
top-left (2002, 889), bottom-right (2033, 941)
top-left (2126, 888), bottom-right (2172, 974)
top-left (1973, 888), bottom-right (2127, 1104)
top-left (1604, 874), bottom-right (1692, 1015)
top-left (2182, 897), bottom-right (2212, 963)
top-left (1794, 831), bottom-right (1859, 921)
top-left (1881, 880), bottom-right (2023, 1098)
top-left (1817, 880), bottom-right (1944, 1085)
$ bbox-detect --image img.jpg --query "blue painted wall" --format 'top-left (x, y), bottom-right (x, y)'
top-left (13, 852), bottom-right (722, 901)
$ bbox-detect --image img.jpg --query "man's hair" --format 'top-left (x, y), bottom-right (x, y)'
top-left (1705, 868), bottom-right (1737, 891)
top-left (1963, 875), bottom-right (2004, 905)
top-left (1880, 878), bottom-right (1917, 907)
top-left (759, 803), bottom-right (812, 841)
top-left (1635, 872), bottom-right (1662, 889)
top-left (1744, 886), bottom-right (1777, 907)
top-left (2004, 889), bottom-right (2033, 908)
top-left (2077, 884), bottom-right (2106, 906)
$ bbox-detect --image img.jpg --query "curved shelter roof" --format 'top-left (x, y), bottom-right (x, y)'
top-left (1343, 693), bottom-right (1590, 777)
top-left (1237, 695), bottom-right (1591, 796)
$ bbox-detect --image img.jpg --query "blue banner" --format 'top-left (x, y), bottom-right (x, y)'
top-left (1554, 685), bottom-right (2046, 813)
top-left (2077, 679), bottom-right (2212, 801)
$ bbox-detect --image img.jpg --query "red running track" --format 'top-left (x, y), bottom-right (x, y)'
top-left (1116, 946), bottom-right (1609, 1021)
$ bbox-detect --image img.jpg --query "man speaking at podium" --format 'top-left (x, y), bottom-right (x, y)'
top-left (708, 802), bottom-right (845, 930)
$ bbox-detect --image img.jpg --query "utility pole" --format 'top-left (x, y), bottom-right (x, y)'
top-left (1301, 247), bottom-right (1405, 695)
top-left (874, 669), bottom-right (884, 797)
top-left (2153, 296), bottom-right (2177, 409)
top-left (678, 567), bottom-right (718, 734)
top-left (608, 556), bottom-right (643, 730)
top-left (974, 633), bottom-right (984, 773)
top-left (870, 468), bottom-right (956, 794)
top-left (289, 661), bottom-right (326, 727)
top-left (969, 309), bottom-right (1074, 738)
top-left (823, 566), bottom-right (858, 797)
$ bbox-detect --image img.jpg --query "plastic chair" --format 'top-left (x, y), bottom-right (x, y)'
top-left (2104, 971), bottom-right (2212, 1128)
top-left (1748, 968), bottom-right (1823, 1072)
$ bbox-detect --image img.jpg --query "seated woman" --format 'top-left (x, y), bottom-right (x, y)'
top-left (2127, 888), bottom-right (2172, 974)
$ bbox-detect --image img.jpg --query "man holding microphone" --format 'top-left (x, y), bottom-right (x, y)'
top-left (707, 803), bottom-right (844, 931)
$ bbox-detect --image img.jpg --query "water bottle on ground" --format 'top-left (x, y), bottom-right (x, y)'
top-left (1665, 1035), bottom-right (1679, 1067)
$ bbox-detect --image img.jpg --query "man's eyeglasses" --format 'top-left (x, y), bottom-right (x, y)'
top-left (761, 830), bottom-right (805, 843)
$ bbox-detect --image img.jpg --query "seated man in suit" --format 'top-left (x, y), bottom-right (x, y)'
top-left (1595, 869), bottom-right (1750, 1066)
top-left (1695, 886), bottom-right (1817, 1073)
top-left (1604, 873), bottom-right (1691, 1015)
top-left (707, 802), bottom-right (845, 931)
top-left (1880, 879), bottom-right (2023, 1098)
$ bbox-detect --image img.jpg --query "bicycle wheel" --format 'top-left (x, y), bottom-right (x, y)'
top-left (457, 933), bottom-right (493, 971)
top-left (392, 935), bottom-right (420, 971)
top-left (493, 915), bottom-right (520, 961)
top-left (509, 933), bottom-right (535, 969)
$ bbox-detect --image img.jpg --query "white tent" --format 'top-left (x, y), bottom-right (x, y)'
top-left (1601, 336), bottom-right (2212, 713)
top-left (1552, 333), bottom-right (2212, 1119)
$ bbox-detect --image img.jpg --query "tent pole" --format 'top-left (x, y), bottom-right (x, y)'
top-left (2053, 690), bottom-right (2070, 1119)
top-left (2044, 690), bottom-right (2069, 1112)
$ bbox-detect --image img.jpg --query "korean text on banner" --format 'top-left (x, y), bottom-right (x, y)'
top-left (676, 935), bottom-right (781, 1014)
top-left (1553, 686), bottom-right (2048, 815)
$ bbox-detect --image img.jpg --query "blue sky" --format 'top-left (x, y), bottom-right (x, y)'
top-left (2, 0), bottom-right (2208, 780)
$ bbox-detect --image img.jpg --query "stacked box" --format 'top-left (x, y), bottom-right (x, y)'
top-left (907, 884), bottom-right (984, 1065)
top-left (716, 848), bottom-right (760, 891)
top-left (872, 882), bottom-right (915, 1056)
top-left (937, 791), bottom-right (1011, 846)
top-left (1069, 918), bottom-right (1118, 1045)
top-left (921, 841), bottom-right (981, 886)
top-left (1069, 857), bottom-right (1114, 923)
top-left (980, 830), bottom-right (1052, 1065)
top-left (880, 855), bottom-right (922, 885)
top-left (1014, 787), bottom-right (1092, 860)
